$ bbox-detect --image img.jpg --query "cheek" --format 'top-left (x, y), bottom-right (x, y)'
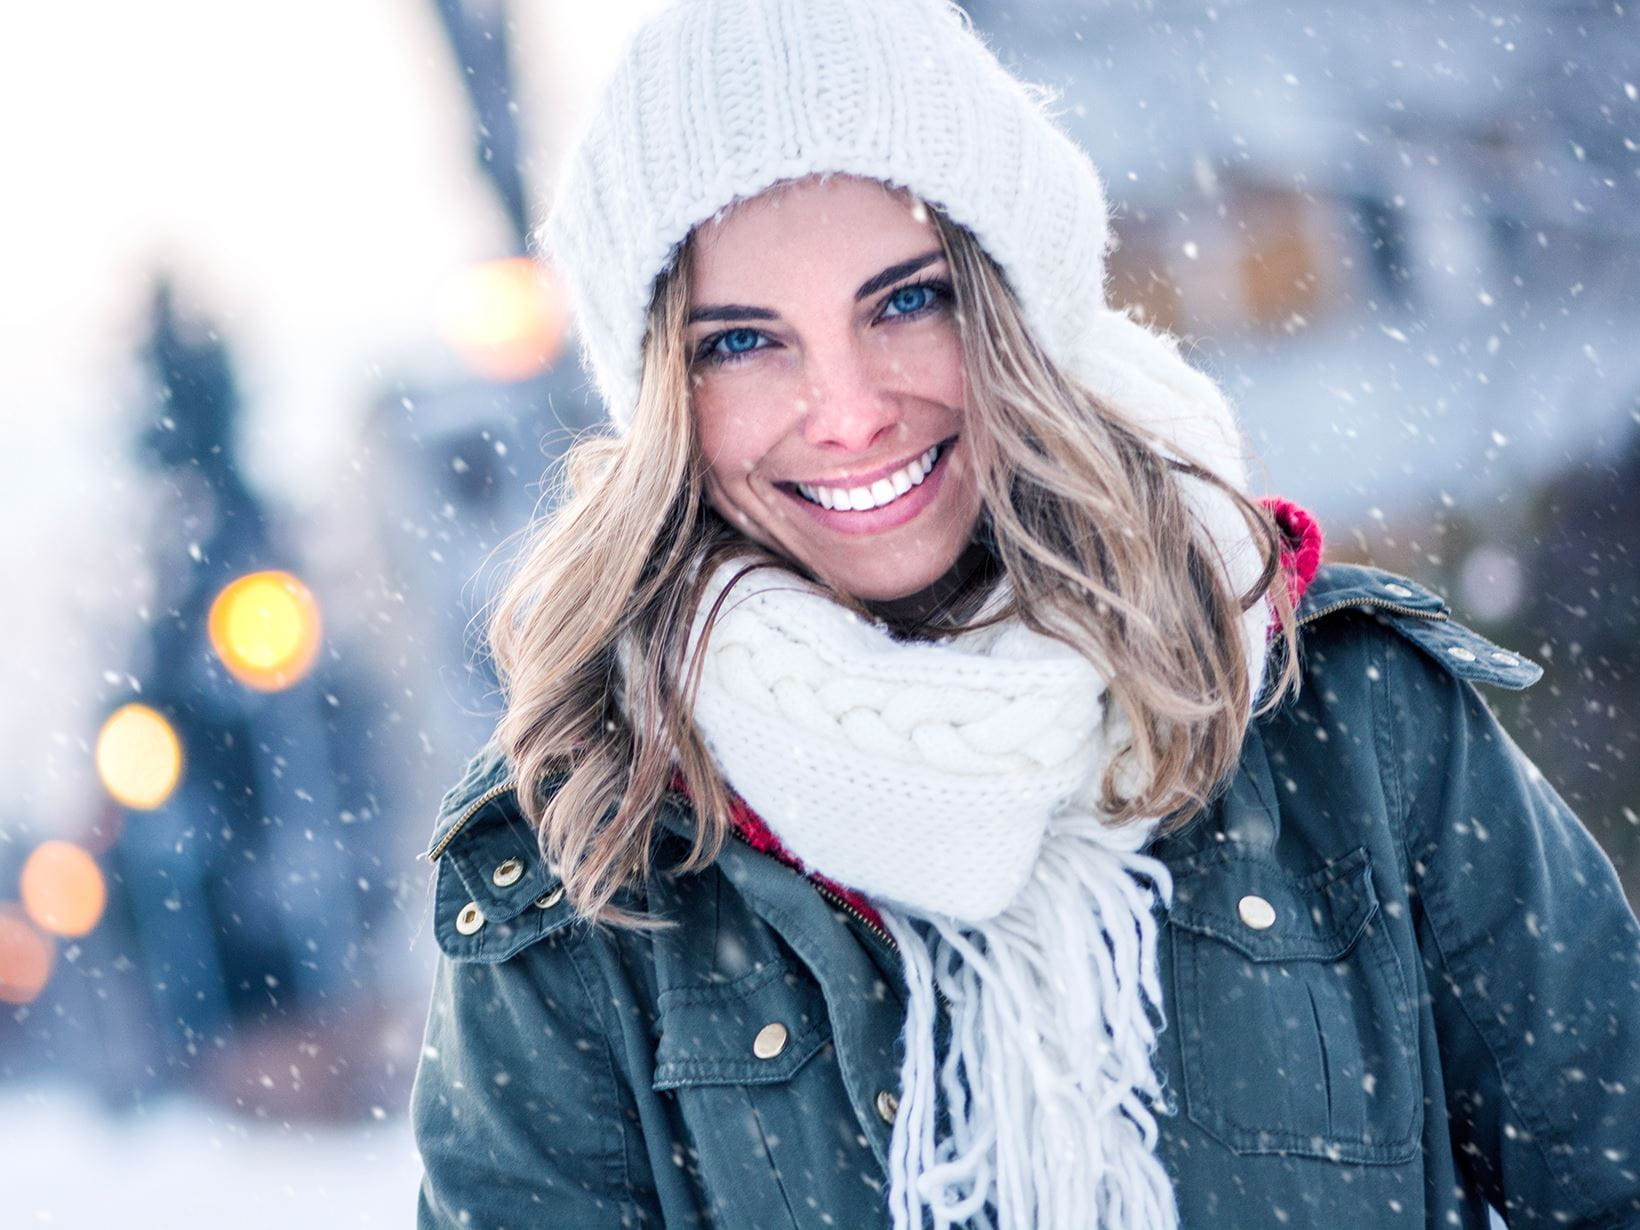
top-left (936, 332), bottom-right (967, 405)
top-left (878, 326), bottom-right (965, 406)
top-left (692, 383), bottom-right (783, 515)
top-left (693, 387), bottom-right (750, 481)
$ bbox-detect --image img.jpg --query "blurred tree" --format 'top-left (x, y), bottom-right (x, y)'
top-left (430, 0), bottom-right (529, 252)
top-left (82, 281), bottom-right (402, 1116)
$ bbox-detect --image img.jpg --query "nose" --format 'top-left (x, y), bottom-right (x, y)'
top-left (800, 339), bottom-right (901, 452)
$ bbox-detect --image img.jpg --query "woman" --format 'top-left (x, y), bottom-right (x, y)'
top-left (411, 1), bottom-right (1640, 1226)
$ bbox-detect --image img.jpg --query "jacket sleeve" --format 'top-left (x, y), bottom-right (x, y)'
top-left (1380, 631), bottom-right (1640, 1228)
top-left (411, 937), bottom-right (662, 1229)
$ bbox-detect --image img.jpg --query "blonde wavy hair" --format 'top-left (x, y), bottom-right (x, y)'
top-left (489, 207), bottom-right (1300, 927)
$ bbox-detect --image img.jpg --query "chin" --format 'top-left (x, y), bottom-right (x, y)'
top-left (823, 558), bottom-right (959, 603)
top-left (839, 579), bottom-right (934, 603)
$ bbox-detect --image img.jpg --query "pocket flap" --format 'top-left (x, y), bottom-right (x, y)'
top-left (1167, 845), bottom-right (1377, 962)
top-left (652, 961), bottom-right (833, 1090)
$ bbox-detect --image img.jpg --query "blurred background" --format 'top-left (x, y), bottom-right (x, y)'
top-left (1, 0), bottom-right (1634, 1224)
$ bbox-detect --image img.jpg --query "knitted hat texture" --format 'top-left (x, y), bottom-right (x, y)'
top-left (544, 0), bottom-right (1119, 434)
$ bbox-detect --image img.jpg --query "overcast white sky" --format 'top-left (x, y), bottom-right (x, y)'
top-left (1, 1), bottom-right (665, 823)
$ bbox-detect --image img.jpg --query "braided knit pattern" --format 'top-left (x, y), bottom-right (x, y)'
top-left (692, 569), bottom-right (1109, 919)
top-left (712, 597), bottom-right (1103, 774)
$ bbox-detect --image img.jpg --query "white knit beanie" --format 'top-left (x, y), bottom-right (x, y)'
top-left (553, 0), bottom-right (1110, 405)
top-left (544, 0), bottom-right (1271, 691)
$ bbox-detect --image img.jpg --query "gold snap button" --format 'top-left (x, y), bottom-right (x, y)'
top-left (1237, 894), bottom-right (1276, 930)
top-left (1382, 583), bottom-right (1414, 599)
top-left (1447, 645), bottom-right (1478, 662)
top-left (752, 1022), bottom-right (788, 1060)
top-left (455, 902), bottom-right (486, 935)
top-left (492, 858), bottom-right (524, 888)
top-left (534, 885), bottom-right (565, 909)
top-left (1490, 651), bottom-right (1518, 666)
top-left (875, 1089), bottom-right (899, 1124)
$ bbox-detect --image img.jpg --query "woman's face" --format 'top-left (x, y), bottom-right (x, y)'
top-left (686, 175), bottom-right (983, 602)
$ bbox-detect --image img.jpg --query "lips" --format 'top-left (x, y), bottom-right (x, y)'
top-left (780, 436), bottom-right (956, 504)
top-left (775, 436), bottom-right (957, 536)
top-left (792, 441), bottom-right (944, 512)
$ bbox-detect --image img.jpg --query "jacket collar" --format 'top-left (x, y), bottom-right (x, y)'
top-left (423, 739), bottom-right (516, 861)
top-left (1297, 561), bottom-right (1448, 624)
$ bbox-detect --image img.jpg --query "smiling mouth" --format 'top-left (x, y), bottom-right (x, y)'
top-left (784, 438), bottom-right (954, 512)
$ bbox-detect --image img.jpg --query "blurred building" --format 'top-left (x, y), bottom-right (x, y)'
top-left (968, 0), bottom-right (1639, 523)
top-left (964, 0), bottom-right (1639, 895)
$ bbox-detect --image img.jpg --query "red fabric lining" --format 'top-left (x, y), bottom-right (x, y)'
top-left (1261, 496), bottom-right (1324, 609)
top-left (677, 498), bottom-right (1322, 930)
top-left (668, 772), bottom-right (887, 928)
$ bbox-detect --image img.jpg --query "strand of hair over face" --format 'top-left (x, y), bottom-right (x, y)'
top-left (929, 208), bottom-right (1298, 829)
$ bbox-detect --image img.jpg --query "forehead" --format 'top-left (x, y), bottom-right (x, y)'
top-left (686, 175), bottom-right (938, 301)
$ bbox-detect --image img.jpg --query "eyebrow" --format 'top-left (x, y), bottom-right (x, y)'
top-left (685, 249), bottom-right (946, 325)
top-left (853, 250), bottom-right (943, 300)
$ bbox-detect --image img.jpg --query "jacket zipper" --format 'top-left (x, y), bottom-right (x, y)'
top-left (812, 877), bottom-right (953, 1012)
top-left (659, 790), bottom-right (902, 952)
top-left (811, 880), bottom-right (899, 953)
top-left (1296, 596), bottom-right (1449, 628)
top-left (423, 781), bottom-right (517, 862)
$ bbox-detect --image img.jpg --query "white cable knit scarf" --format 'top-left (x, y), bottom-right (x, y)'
top-left (688, 565), bottom-right (1227, 1229)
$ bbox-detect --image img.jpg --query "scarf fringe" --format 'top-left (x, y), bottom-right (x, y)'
top-left (881, 810), bottom-right (1180, 1230)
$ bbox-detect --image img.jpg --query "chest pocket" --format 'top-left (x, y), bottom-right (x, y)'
top-left (1166, 845), bottom-right (1421, 1164)
top-left (652, 960), bottom-right (887, 1230)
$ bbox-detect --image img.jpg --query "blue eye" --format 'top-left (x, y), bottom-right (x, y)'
top-left (697, 327), bottom-right (769, 365)
top-left (879, 280), bottom-right (950, 321)
top-left (886, 285), bottom-right (934, 315)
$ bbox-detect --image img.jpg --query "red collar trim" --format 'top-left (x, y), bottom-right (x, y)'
top-left (667, 773), bottom-right (888, 928)
top-left (1262, 496), bottom-right (1324, 610)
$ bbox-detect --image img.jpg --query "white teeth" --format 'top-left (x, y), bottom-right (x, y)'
top-left (795, 442), bottom-right (945, 511)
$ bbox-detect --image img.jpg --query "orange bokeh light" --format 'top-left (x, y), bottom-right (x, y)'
top-left (21, 841), bottom-right (107, 938)
top-left (438, 257), bottom-right (569, 383)
top-left (0, 904), bottom-right (55, 1005)
top-left (95, 702), bottom-right (183, 810)
top-left (207, 570), bottom-right (323, 691)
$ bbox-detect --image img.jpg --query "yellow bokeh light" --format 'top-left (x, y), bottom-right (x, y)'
top-left (0, 904), bottom-right (55, 1005)
top-left (95, 702), bottom-right (183, 810)
top-left (21, 841), bottom-right (106, 938)
top-left (207, 570), bottom-right (322, 691)
top-left (438, 257), bottom-right (569, 383)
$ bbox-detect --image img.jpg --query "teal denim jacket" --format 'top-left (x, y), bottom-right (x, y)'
top-left (411, 563), bottom-right (1640, 1228)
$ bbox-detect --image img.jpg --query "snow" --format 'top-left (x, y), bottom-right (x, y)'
top-left (2, 1084), bottom-right (421, 1228)
top-left (0, 4), bottom-right (1629, 1226)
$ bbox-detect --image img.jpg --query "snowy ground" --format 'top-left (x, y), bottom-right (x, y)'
top-left (3, 1085), bottom-right (421, 1229)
